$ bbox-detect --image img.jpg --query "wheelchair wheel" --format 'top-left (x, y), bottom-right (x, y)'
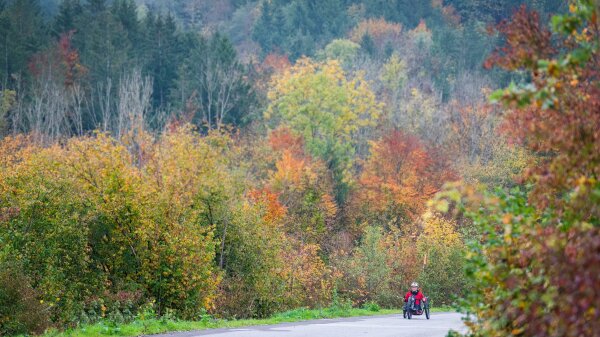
top-left (425, 307), bottom-right (430, 319)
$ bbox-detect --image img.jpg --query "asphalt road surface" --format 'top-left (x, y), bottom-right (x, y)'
top-left (147, 312), bottom-right (466, 337)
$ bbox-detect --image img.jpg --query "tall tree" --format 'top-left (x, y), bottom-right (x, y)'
top-left (174, 33), bottom-right (256, 130)
top-left (74, 0), bottom-right (132, 84)
top-left (351, 130), bottom-right (455, 233)
top-left (141, 13), bottom-right (183, 109)
top-left (52, 0), bottom-right (83, 36)
top-left (0, 0), bottom-right (47, 89)
top-left (266, 58), bottom-right (382, 204)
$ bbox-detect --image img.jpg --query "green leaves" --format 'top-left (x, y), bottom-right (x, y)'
top-left (0, 127), bottom-right (239, 323)
top-left (266, 59), bottom-right (382, 204)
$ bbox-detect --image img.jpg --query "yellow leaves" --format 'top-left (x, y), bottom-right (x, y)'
top-left (0, 134), bottom-right (38, 172)
top-left (569, 3), bottom-right (577, 13)
top-left (381, 54), bottom-right (407, 92)
top-left (0, 125), bottom-right (232, 317)
top-left (420, 212), bottom-right (461, 248)
top-left (266, 57), bottom-right (382, 142)
top-left (585, 306), bottom-right (596, 320)
top-left (349, 18), bottom-right (403, 49)
top-left (320, 193), bottom-right (338, 219)
top-left (280, 240), bottom-right (333, 307)
top-left (272, 150), bottom-right (309, 187)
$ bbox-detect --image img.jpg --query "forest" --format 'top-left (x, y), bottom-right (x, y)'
top-left (1, 1), bottom-right (599, 337)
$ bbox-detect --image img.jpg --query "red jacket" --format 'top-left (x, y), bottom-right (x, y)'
top-left (404, 290), bottom-right (424, 305)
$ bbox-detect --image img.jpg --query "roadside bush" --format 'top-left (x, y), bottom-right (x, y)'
top-left (0, 144), bottom-right (96, 325)
top-left (214, 194), bottom-right (287, 319)
top-left (334, 226), bottom-right (407, 307)
top-left (79, 291), bottom-right (145, 324)
top-left (0, 261), bottom-right (50, 336)
top-left (416, 213), bottom-right (466, 306)
top-left (0, 126), bottom-right (233, 326)
top-left (362, 301), bottom-right (381, 312)
top-left (439, 185), bottom-right (600, 337)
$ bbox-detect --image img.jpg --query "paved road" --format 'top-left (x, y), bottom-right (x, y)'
top-left (148, 312), bottom-right (466, 337)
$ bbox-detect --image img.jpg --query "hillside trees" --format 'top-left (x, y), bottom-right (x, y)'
top-left (0, 0), bottom-right (47, 89)
top-left (174, 33), bottom-right (257, 130)
top-left (0, 0), bottom-right (578, 335)
top-left (351, 130), bottom-right (456, 234)
top-left (266, 127), bottom-right (338, 247)
top-left (0, 127), bottom-right (239, 327)
top-left (266, 58), bottom-right (382, 204)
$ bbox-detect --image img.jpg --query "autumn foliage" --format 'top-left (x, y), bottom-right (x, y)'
top-left (0, 0), bottom-right (584, 335)
top-left (349, 18), bottom-right (403, 51)
top-left (353, 130), bottom-right (455, 231)
top-left (440, 2), bottom-right (600, 337)
top-left (0, 47), bottom-right (476, 334)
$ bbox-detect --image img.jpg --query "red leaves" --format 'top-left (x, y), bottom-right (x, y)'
top-left (247, 188), bottom-right (287, 225)
top-left (532, 226), bottom-right (600, 337)
top-left (27, 30), bottom-right (86, 87)
top-left (487, 4), bottom-right (600, 214)
top-left (484, 6), bottom-right (554, 71)
top-left (57, 30), bottom-right (85, 86)
top-left (467, 6), bottom-right (600, 334)
top-left (268, 126), bottom-right (305, 157)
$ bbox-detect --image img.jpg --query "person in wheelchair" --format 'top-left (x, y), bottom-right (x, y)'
top-left (404, 282), bottom-right (425, 311)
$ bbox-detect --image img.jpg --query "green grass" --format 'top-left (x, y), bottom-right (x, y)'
top-left (38, 306), bottom-right (455, 337)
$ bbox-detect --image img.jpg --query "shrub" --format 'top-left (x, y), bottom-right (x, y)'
top-left (416, 213), bottom-right (467, 305)
top-left (363, 301), bottom-right (380, 312)
top-left (0, 261), bottom-right (50, 336)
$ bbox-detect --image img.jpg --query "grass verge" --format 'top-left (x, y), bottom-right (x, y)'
top-left (38, 306), bottom-right (455, 337)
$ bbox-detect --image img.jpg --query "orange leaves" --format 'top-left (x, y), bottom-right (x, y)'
top-left (254, 53), bottom-right (292, 92)
top-left (268, 145), bottom-right (338, 244)
top-left (349, 18), bottom-right (403, 50)
top-left (261, 53), bottom-right (291, 75)
top-left (268, 127), bottom-right (314, 190)
top-left (268, 126), bottom-right (305, 157)
top-left (355, 130), bottom-right (455, 223)
top-left (0, 134), bottom-right (36, 170)
top-left (268, 127), bottom-right (322, 193)
top-left (280, 240), bottom-right (333, 308)
top-left (247, 188), bottom-right (287, 225)
top-left (320, 193), bottom-right (338, 220)
top-left (272, 150), bottom-right (310, 188)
